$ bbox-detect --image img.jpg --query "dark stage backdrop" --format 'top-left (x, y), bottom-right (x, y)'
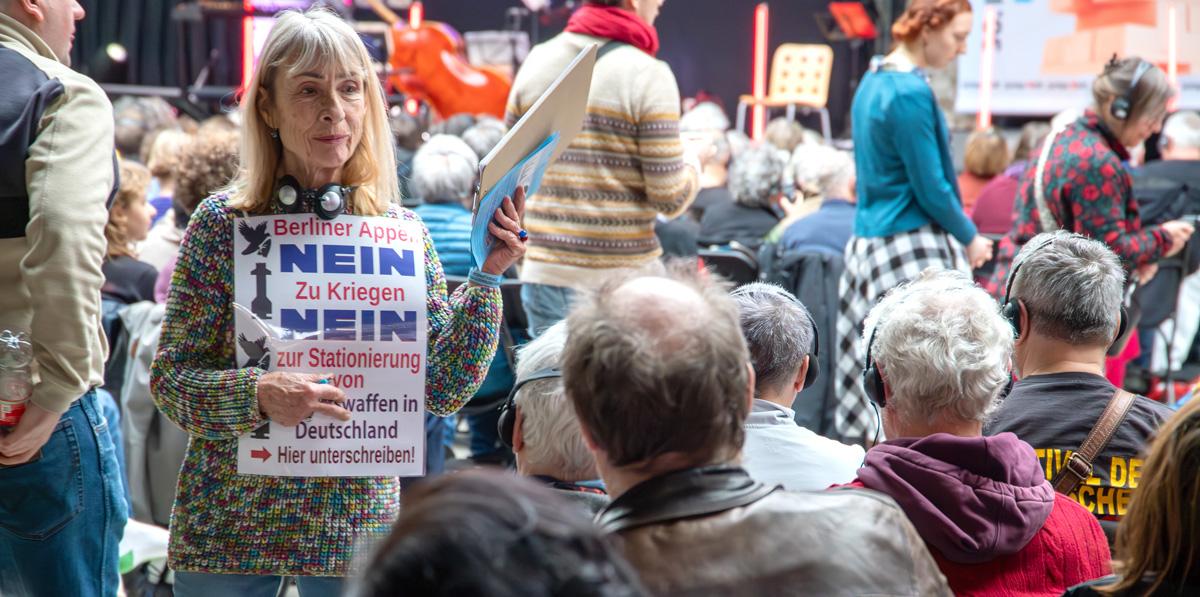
top-left (71, 0), bottom-right (243, 90)
top-left (420, 0), bottom-right (872, 137)
top-left (72, 0), bottom-right (872, 136)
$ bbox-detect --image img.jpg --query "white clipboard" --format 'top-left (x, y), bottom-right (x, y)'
top-left (474, 43), bottom-right (598, 204)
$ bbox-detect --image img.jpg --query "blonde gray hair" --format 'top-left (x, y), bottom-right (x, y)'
top-left (1163, 110), bottom-right (1200, 151)
top-left (789, 144), bottom-right (854, 199)
top-left (411, 134), bottom-right (479, 205)
top-left (513, 321), bottom-right (598, 481)
top-left (226, 8), bottom-right (398, 214)
top-left (864, 269), bottom-right (1012, 426)
top-left (728, 144), bottom-right (788, 208)
top-left (1093, 57), bottom-right (1174, 126)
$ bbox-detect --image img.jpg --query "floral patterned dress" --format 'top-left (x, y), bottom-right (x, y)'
top-left (984, 110), bottom-right (1173, 298)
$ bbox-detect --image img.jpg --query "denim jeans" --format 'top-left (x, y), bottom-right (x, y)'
top-left (174, 571), bottom-right (344, 597)
top-left (467, 407), bottom-right (502, 458)
top-left (96, 388), bottom-right (131, 516)
top-left (520, 283), bottom-right (576, 338)
top-left (0, 390), bottom-right (127, 597)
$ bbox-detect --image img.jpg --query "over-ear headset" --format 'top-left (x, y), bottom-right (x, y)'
top-left (861, 321), bottom-right (887, 409)
top-left (498, 367), bottom-right (563, 449)
top-left (1109, 58), bottom-right (1152, 122)
top-left (730, 283), bottom-right (820, 389)
top-left (1000, 235), bottom-right (1127, 345)
top-left (275, 175), bottom-right (354, 220)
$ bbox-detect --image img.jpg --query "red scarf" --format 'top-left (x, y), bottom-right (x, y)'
top-left (565, 5), bottom-right (659, 57)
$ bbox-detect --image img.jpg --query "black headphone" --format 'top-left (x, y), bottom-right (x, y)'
top-left (731, 283), bottom-right (820, 390)
top-left (861, 319), bottom-right (887, 409)
top-left (275, 175), bottom-right (353, 220)
top-left (498, 367), bottom-right (563, 449)
top-left (1001, 235), bottom-right (1127, 345)
top-left (1109, 58), bottom-right (1152, 121)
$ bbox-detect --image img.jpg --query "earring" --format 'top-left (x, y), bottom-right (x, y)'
top-left (269, 128), bottom-right (280, 139)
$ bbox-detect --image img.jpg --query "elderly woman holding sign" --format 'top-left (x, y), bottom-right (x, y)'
top-left (149, 9), bottom-right (526, 596)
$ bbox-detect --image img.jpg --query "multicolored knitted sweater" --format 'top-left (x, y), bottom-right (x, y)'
top-left (506, 32), bottom-right (698, 289)
top-left (150, 195), bottom-right (501, 576)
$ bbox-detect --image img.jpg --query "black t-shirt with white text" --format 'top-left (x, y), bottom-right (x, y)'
top-left (984, 372), bottom-right (1174, 521)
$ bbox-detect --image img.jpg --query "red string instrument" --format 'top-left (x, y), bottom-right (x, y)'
top-left (367, 0), bottom-right (512, 119)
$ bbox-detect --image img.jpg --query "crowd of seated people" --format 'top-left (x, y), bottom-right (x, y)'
top-left (354, 240), bottom-right (1197, 597)
top-left (90, 88), bottom-right (1200, 597)
top-left (14, 1), bottom-right (1200, 596)
top-left (85, 103), bottom-right (1199, 596)
top-left (86, 15), bottom-right (1200, 597)
top-left (91, 92), bottom-right (1200, 597)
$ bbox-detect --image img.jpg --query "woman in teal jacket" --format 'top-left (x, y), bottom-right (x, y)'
top-left (833, 0), bottom-right (994, 445)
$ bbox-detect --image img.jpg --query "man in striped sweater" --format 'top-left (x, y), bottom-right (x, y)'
top-left (505, 0), bottom-right (700, 335)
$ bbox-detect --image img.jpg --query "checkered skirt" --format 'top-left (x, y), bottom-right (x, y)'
top-left (833, 225), bottom-right (969, 444)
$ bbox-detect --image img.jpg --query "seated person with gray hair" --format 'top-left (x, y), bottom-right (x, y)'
top-left (460, 116), bottom-right (507, 160)
top-left (731, 283), bottom-right (863, 490)
top-left (849, 268), bottom-right (1111, 595)
top-left (507, 320), bottom-right (608, 515)
top-left (564, 266), bottom-right (950, 595)
top-left (778, 145), bottom-right (857, 256)
top-left (411, 134), bottom-right (513, 465)
top-left (985, 232), bottom-right (1175, 527)
top-left (411, 134), bottom-right (480, 277)
top-left (697, 144), bottom-right (786, 250)
top-left (680, 101), bottom-right (734, 222)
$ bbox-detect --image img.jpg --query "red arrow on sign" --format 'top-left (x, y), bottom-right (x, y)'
top-left (251, 447), bottom-right (272, 462)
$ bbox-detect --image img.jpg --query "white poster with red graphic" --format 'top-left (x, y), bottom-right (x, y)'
top-left (956, 0), bottom-right (1200, 115)
top-left (231, 214), bottom-right (427, 477)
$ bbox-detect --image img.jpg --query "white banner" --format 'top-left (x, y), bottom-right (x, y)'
top-left (232, 214), bottom-right (427, 477)
top-left (956, 0), bottom-right (1200, 116)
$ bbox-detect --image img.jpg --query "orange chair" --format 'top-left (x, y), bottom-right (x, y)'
top-left (736, 44), bottom-right (834, 143)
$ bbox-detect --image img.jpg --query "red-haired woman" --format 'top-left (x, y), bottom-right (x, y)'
top-left (834, 0), bottom-right (992, 445)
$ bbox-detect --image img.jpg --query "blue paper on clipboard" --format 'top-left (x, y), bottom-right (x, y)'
top-left (471, 133), bottom-right (559, 267)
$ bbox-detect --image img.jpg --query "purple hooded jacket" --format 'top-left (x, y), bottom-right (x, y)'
top-left (855, 432), bottom-right (1055, 564)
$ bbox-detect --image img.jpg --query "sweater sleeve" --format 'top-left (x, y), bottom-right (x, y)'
top-left (890, 86), bottom-right (978, 245)
top-left (401, 211), bottom-right (503, 415)
top-left (150, 198), bottom-right (266, 439)
top-left (633, 60), bottom-right (699, 218)
top-left (1061, 160), bottom-right (1170, 268)
top-left (23, 76), bottom-right (114, 414)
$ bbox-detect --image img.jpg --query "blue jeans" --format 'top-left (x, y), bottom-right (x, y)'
top-left (96, 388), bottom-right (131, 516)
top-left (467, 407), bottom-right (503, 458)
top-left (174, 571), bottom-right (344, 597)
top-left (521, 283), bottom-right (576, 338)
top-left (0, 390), bottom-right (127, 597)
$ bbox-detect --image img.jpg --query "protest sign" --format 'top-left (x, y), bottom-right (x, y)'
top-left (232, 213), bottom-right (427, 477)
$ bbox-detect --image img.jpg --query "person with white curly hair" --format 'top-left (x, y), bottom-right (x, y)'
top-left (680, 101), bottom-right (734, 222)
top-left (509, 320), bottom-right (608, 514)
top-left (848, 268), bottom-right (1110, 595)
top-left (697, 143), bottom-right (786, 249)
top-left (778, 144), bottom-right (856, 256)
top-left (411, 134), bottom-right (480, 277)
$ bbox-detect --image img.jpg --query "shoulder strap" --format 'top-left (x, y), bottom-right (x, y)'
top-left (1051, 388), bottom-right (1137, 495)
top-left (596, 40), bottom-right (627, 61)
top-left (1033, 127), bottom-right (1064, 234)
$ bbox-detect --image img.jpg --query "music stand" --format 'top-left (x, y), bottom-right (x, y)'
top-left (828, 2), bottom-right (877, 41)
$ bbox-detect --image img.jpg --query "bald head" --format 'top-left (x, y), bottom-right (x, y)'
top-left (609, 276), bottom-right (713, 349)
top-left (562, 266), bottom-right (752, 469)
